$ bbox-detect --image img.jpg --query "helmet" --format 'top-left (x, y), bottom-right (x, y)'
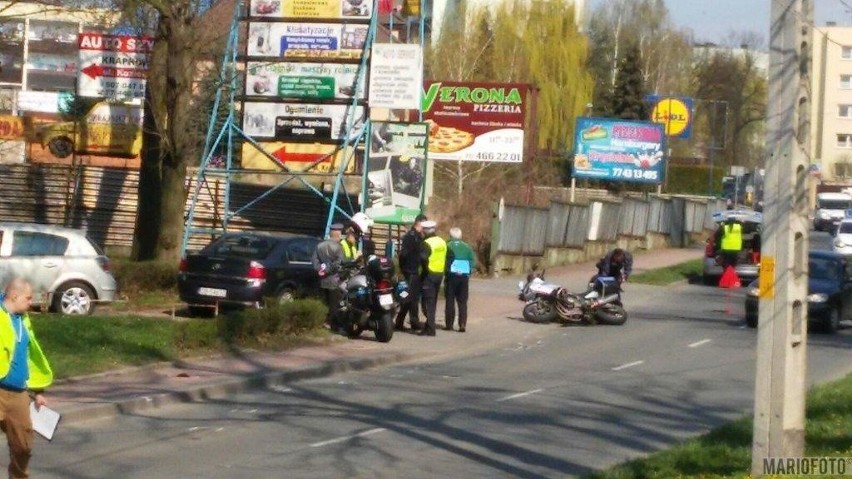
top-left (351, 212), bottom-right (373, 235)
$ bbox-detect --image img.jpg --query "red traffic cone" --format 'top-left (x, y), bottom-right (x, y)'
top-left (719, 265), bottom-right (741, 288)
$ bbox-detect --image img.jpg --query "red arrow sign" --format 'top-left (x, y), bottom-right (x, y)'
top-left (81, 64), bottom-right (147, 80)
top-left (272, 146), bottom-right (328, 164)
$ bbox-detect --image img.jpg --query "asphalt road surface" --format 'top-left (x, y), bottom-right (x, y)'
top-left (33, 235), bottom-right (852, 479)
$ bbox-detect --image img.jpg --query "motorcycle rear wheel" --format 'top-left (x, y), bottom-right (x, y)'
top-left (374, 313), bottom-right (394, 343)
top-left (522, 300), bottom-right (557, 324)
top-left (595, 304), bottom-right (627, 325)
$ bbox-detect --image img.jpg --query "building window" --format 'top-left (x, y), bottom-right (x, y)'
top-left (840, 105), bottom-right (852, 118)
top-left (843, 46), bottom-right (852, 59)
top-left (842, 75), bottom-right (852, 89)
top-left (837, 134), bottom-right (852, 148)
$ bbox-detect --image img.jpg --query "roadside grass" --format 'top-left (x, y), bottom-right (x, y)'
top-left (629, 259), bottom-right (704, 286)
top-left (586, 373), bottom-right (852, 479)
top-left (31, 298), bottom-right (331, 379)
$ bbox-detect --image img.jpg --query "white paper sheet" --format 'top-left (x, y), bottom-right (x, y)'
top-left (29, 402), bottom-right (60, 441)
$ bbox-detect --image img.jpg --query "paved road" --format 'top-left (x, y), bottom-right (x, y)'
top-left (33, 270), bottom-right (852, 478)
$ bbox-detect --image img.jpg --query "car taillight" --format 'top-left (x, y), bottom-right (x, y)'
top-left (179, 258), bottom-right (187, 272)
top-left (96, 256), bottom-right (111, 272)
top-left (247, 261), bottom-right (266, 279)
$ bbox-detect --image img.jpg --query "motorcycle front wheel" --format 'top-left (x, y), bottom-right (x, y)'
top-left (594, 304), bottom-right (627, 325)
top-left (374, 312), bottom-right (394, 343)
top-left (522, 299), bottom-right (558, 324)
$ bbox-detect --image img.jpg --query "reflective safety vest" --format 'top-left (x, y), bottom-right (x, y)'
top-left (340, 239), bottom-right (359, 260)
top-left (424, 236), bottom-right (447, 274)
top-left (720, 223), bottom-right (743, 251)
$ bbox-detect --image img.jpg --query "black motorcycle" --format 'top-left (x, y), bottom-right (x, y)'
top-left (336, 256), bottom-right (408, 342)
top-left (518, 272), bottom-right (627, 325)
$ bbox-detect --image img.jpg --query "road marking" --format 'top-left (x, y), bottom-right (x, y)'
top-left (496, 388), bottom-right (544, 402)
top-left (310, 428), bottom-right (386, 448)
top-left (612, 360), bottom-right (644, 371)
top-left (688, 339), bottom-right (712, 348)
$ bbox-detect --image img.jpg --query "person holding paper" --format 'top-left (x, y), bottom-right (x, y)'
top-left (444, 227), bottom-right (475, 332)
top-left (0, 278), bottom-right (53, 479)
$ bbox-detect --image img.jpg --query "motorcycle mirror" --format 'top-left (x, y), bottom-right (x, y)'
top-left (518, 280), bottom-right (525, 290)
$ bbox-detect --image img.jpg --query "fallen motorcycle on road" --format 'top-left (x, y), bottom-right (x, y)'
top-left (517, 271), bottom-right (627, 325)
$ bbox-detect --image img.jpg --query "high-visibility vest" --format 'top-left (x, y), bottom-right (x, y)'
top-left (424, 235), bottom-right (447, 274)
top-left (720, 223), bottom-right (743, 251)
top-left (340, 239), bottom-right (359, 260)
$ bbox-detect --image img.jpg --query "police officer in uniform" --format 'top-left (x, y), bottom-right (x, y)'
top-left (716, 217), bottom-right (743, 268)
top-left (312, 223), bottom-right (346, 333)
top-left (419, 220), bottom-right (446, 337)
top-left (395, 214), bottom-right (427, 331)
top-left (444, 227), bottom-right (475, 332)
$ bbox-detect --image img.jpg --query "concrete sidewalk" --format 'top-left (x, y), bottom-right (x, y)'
top-left (48, 247), bottom-right (702, 424)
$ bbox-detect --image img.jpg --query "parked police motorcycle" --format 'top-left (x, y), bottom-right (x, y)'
top-left (517, 271), bottom-right (627, 325)
top-left (336, 255), bottom-right (409, 342)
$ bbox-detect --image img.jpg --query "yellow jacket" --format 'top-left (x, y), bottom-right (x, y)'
top-left (0, 308), bottom-right (53, 390)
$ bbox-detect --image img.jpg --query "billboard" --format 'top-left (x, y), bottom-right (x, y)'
top-left (245, 62), bottom-right (365, 100)
top-left (248, 0), bottom-right (373, 20)
top-left (421, 81), bottom-right (526, 162)
top-left (647, 95), bottom-right (694, 139)
top-left (242, 102), bottom-right (365, 141)
top-left (366, 122), bottom-right (428, 224)
top-left (77, 33), bottom-right (154, 100)
top-left (368, 43), bottom-right (423, 109)
top-left (572, 117), bottom-right (665, 184)
top-left (247, 22), bottom-right (369, 59)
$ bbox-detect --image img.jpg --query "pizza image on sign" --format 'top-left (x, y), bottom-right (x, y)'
top-left (424, 120), bottom-right (474, 153)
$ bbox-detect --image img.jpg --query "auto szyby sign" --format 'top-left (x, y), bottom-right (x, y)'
top-left (77, 33), bottom-right (154, 100)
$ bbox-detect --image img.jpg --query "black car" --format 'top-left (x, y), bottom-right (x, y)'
top-left (178, 232), bottom-right (321, 315)
top-left (745, 250), bottom-right (852, 334)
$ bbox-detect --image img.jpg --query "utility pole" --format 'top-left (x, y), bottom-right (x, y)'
top-left (752, 0), bottom-right (811, 475)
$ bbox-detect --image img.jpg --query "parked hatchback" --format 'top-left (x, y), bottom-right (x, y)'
top-left (703, 209), bottom-right (763, 285)
top-left (178, 232), bottom-right (321, 315)
top-left (832, 219), bottom-right (852, 256)
top-left (745, 250), bottom-right (852, 334)
top-left (0, 222), bottom-right (118, 315)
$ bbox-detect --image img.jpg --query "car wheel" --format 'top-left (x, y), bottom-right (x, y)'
top-left (52, 281), bottom-right (95, 315)
top-left (47, 137), bottom-right (74, 159)
top-left (703, 274), bottom-right (718, 286)
top-left (276, 288), bottom-right (295, 304)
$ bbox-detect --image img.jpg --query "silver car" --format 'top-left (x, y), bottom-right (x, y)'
top-left (0, 222), bottom-right (118, 315)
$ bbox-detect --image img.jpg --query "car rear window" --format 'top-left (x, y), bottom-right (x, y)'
top-left (839, 222), bottom-right (852, 234)
top-left (818, 199), bottom-right (852, 210)
top-left (11, 231), bottom-right (69, 256)
top-left (204, 235), bottom-right (274, 260)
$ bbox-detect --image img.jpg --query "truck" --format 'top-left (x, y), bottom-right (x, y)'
top-left (813, 191), bottom-right (852, 232)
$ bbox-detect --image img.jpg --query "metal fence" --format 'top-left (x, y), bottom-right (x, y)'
top-left (495, 192), bottom-right (722, 256)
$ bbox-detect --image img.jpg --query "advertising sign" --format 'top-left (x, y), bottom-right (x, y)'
top-left (368, 43), bottom-right (423, 109)
top-left (572, 117), bottom-right (666, 184)
top-left (245, 62), bottom-right (365, 100)
top-left (247, 22), bottom-right (368, 59)
top-left (241, 142), bottom-right (357, 173)
top-left (77, 33), bottom-right (154, 100)
top-left (248, 0), bottom-right (373, 20)
top-left (421, 81), bottom-right (526, 162)
top-left (366, 122), bottom-right (428, 224)
top-left (0, 115), bottom-right (24, 140)
top-left (242, 102), bottom-right (365, 141)
top-left (646, 95), bottom-right (693, 139)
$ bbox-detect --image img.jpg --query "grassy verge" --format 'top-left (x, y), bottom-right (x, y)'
top-left (629, 259), bottom-right (704, 286)
top-left (586, 373), bottom-right (852, 479)
top-left (31, 298), bottom-right (330, 379)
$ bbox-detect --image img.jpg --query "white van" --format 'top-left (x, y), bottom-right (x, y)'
top-left (814, 192), bottom-right (852, 232)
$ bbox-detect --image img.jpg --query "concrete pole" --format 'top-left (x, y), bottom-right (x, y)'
top-left (752, 0), bottom-right (811, 475)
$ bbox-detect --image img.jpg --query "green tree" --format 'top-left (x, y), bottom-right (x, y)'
top-left (609, 43), bottom-right (648, 120)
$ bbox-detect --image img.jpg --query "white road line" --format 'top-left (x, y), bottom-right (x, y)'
top-left (612, 360), bottom-right (644, 371)
top-left (688, 339), bottom-right (712, 348)
top-left (496, 388), bottom-right (544, 402)
top-left (309, 428), bottom-right (386, 448)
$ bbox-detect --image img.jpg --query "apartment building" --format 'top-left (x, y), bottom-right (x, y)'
top-left (811, 24), bottom-right (852, 182)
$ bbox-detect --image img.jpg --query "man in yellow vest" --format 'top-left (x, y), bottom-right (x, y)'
top-left (0, 278), bottom-right (53, 479)
top-left (418, 220), bottom-right (446, 336)
top-left (340, 225), bottom-right (362, 262)
top-left (717, 217), bottom-right (743, 269)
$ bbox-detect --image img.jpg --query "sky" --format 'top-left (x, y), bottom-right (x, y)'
top-left (586, 0), bottom-right (852, 46)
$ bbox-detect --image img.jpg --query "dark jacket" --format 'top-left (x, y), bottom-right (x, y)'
top-left (398, 227), bottom-right (424, 274)
top-left (597, 250), bottom-right (633, 279)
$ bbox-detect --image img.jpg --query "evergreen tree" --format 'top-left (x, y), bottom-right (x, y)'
top-left (609, 44), bottom-right (647, 120)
